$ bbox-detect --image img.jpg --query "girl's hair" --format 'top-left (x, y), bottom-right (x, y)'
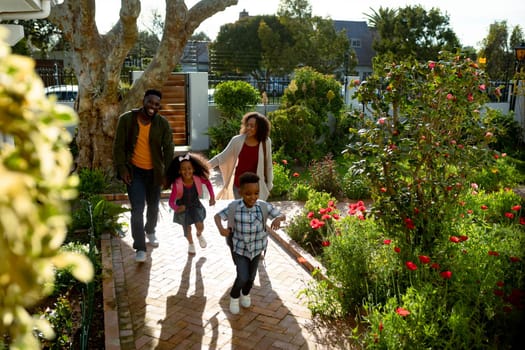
top-left (166, 152), bottom-right (210, 185)
top-left (240, 112), bottom-right (271, 142)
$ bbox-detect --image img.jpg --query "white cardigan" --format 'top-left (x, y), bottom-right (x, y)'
top-left (209, 134), bottom-right (273, 200)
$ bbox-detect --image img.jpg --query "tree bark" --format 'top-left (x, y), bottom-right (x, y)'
top-left (48, 0), bottom-right (238, 171)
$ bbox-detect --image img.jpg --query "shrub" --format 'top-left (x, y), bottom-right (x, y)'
top-left (308, 154), bottom-right (342, 196)
top-left (213, 80), bottom-right (260, 120)
top-left (342, 167), bottom-right (371, 200)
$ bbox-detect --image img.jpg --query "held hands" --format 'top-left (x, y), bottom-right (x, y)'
top-left (270, 216), bottom-right (286, 231)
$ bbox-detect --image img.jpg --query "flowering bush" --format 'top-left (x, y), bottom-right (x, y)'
top-left (297, 52), bottom-right (525, 348)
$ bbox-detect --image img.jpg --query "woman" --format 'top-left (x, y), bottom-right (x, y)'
top-left (209, 112), bottom-right (273, 200)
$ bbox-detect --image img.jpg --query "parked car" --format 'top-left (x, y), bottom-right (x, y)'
top-left (208, 88), bottom-right (215, 103)
top-left (45, 85), bottom-right (78, 102)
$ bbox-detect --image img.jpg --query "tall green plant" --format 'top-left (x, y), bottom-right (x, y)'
top-left (0, 34), bottom-right (93, 349)
top-left (349, 52), bottom-right (495, 251)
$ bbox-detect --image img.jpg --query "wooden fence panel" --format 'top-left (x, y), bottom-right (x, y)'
top-left (160, 74), bottom-right (188, 146)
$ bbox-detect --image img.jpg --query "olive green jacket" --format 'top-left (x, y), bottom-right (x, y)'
top-left (112, 108), bottom-right (174, 186)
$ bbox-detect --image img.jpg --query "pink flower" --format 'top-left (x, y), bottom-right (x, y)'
top-left (428, 61), bottom-right (436, 69)
top-left (479, 84), bottom-right (486, 91)
top-left (440, 271), bottom-right (452, 279)
top-left (282, 159), bottom-right (288, 165)
top-left (378, 118), bottom-right (386, 125)
top-left (447, 93), bottom-right (455, 100)
top-left (396, 307), bottom-right (410, 317)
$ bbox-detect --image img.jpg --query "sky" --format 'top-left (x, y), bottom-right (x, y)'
top-left (95, 0), bottom-right (525, 49)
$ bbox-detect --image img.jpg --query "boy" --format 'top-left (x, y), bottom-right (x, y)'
top-left (214, 172), bottom-right (286, 314)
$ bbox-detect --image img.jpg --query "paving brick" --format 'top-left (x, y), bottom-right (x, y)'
top-left (101, 170), bottom-right (355, 349)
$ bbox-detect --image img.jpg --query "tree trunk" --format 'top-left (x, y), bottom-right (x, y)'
top-left (48, 0), bottom-right (238, 171)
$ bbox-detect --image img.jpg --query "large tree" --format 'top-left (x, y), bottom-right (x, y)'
top-left (366, 5), bottom-right (460, 62)
top-left (47, 0), bottom-right (238, 171)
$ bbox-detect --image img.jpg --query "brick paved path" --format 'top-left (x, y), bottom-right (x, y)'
top-left (102, 172), bottom-right (354, 349)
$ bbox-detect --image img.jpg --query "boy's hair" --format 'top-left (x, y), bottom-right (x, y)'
top-left (144, 89), bottom-right (162, 99)
top-left (239, 172), bottom-right (259, 187)
top-left (166, 152), bottom-right (210, 185)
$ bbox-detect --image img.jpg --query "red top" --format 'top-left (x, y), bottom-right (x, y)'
top-left (234, 143), bottom-right (259, 187)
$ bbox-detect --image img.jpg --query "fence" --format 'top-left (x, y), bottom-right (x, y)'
top-left (208, 75), bottom-right (291, 105)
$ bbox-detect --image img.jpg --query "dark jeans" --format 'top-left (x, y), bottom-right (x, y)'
top-left (230, 252), bottom-right (261, 298)
top-left (127, 165), bottom-right (160, 252)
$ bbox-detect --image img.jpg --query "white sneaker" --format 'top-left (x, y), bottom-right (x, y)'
top-left (240, 294), bottom-right (251, 308)
top-left (135, 250), bottom-right (146, 263)
top-left (197, 235), bottom-right (207, 248)
top-left (188, 243), bottom-right (196, 254)
top-left (147, 233), bottom-right (159, 247)
top-left (230, 297), bottom-right (240, 314)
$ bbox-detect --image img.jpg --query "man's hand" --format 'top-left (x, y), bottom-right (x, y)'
top-left (122, 172), bottom-right (132, 185)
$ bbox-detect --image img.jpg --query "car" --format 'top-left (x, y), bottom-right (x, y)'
top-left (208, 88), bottom-right (215, 103)
top-left (44, 85), bottom-right (78, 102)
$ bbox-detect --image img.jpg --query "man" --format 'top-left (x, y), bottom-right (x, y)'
top-left (113, 89), bottom-right (174, 262)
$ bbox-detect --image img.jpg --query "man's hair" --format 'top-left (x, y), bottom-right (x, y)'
top-left (239, 172), bottom-right (259, 187)
top-left (144, 89), bottom-right (162, 99)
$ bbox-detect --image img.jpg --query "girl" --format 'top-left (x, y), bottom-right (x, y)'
top-left (167, 152), bottom-right (216, 254)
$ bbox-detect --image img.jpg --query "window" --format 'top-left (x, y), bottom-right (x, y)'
top-left (350, 39), bottom-right (361, 48)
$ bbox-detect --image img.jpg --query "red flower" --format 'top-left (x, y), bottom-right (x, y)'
top-left (418, 255), bottom-right (431, 264)
top-left (310, 219), bottom-right (325, 229)
top-left (447, 93), bottom-right (455, 100)
top-left (394, 247), bottom-right (401, 253)
top-left (404, 218), bottom-right (415, 230)
top-left (380, 187), bottom-right (387, 193)
top-left (431, 263), bottom-right (440, 270)
top-left (321, 214), bottom-right (332, 220)
top-left (396, 307), bottom-right (410, 317)
top-left (428, 61), bottom-right (436, 69)
top-left (328, 200), bottom-right (335, 207)
top-left (307, 211), bottom-right (315, 219)
top-left (405, 261), bottom-right (418, 271)
top-left (319, 208), bottom-right (328, 215)
top-left (379, 322), bottom-right (384, 332)
top-left (488, 250), bottom-right (500, 256)
top-left (521, 217), bottom-right (525, 225)
top-left (440, 271), bottom-right (452, 279)
top-left (496, 281), bottom-right (505, 287)
top-left (449, 236), bottom-right (460, 243)
top-left (505, 212), bottom-right (515, 219)
top-left (467, 93), bottom-right (474, 102)
top-left (383, 239), bottom-right (392, 245)
top-left (321, 240), bottom-right (330, 247)
top-left (332, 213), bottom-right (340, 220)
top-left (282, 159), bottom-right (288, 165)
top-left (510, 256), bottom-right (521, 263)
top-left (512, 205), bottom-right (521, 211)
top-left (459, 235), bottom-right (468, 242)
top-left (493, 289), bottom-right (504, 297)
top-left (480, 205), bottom-right (488, 210)
top-left (413, 207), bottom-right (420, 214)
top-left (293, 172), bottom-right (300, 177)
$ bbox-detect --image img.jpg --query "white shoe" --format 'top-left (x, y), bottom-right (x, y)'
top-left (147, 233), bottom-right (159, 247)
top-left (135, 250), bottom-right (146, 263)
top-left (197, 235), bottom-right (207, 248)
top-left (230, 297), bottom-right (240, 314)
top-left (240, 294), bottom-right (251, 308)
top-left (188, 243), bottom-right (196, 254)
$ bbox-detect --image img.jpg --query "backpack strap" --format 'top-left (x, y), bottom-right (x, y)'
top-left (227, 199), bottom-right (268, 230)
